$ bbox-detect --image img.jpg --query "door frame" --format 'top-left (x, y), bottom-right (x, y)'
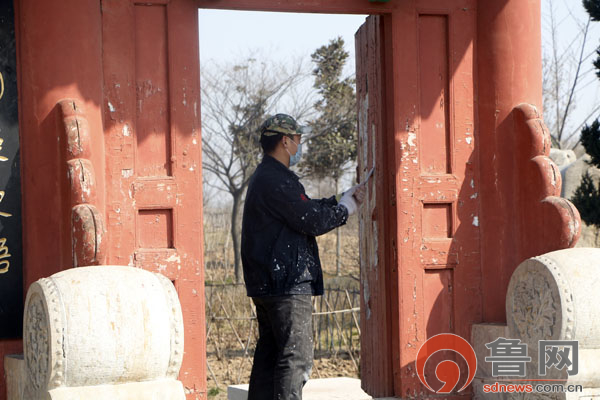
top-left (196, 1), bottom-right (399, 397)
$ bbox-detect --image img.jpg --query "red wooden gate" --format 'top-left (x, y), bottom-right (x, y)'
top-left (101, 1), bottom-right (206, 397)
top-left (355, 15), bottom-right (395, 397)
top-left (356, 2), bottom-right (481, 396)
top-left (8, 1), bottom-right (580, 400)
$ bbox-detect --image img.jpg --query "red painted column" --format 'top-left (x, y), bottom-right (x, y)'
top-left (15, 0), bottom-right (106, 286)
top-left (1, 1), bottom-right (106, 399)
top-left (477, 0), bottom-right (543, 323)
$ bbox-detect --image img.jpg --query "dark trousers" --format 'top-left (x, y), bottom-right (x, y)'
top-left (248, 295), bottom-right (314, 400)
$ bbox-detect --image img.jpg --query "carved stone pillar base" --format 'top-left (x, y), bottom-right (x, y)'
top-left (4, 356), bottom-right (185, 400)
top-left (11, 266), bottom-right (186, 400)
top-left (472, 248), bottom-right (600, 399)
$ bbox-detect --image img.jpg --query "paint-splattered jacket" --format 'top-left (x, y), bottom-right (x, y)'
top-left (241, 155), bottom-right (349, 297)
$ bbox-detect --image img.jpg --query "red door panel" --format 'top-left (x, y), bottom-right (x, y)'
top-left (102, 1), bottom-right (206, 398)
top-left (393, 1), bottom-right (481, 396)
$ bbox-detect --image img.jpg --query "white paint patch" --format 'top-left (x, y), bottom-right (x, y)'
top-left (108, 102), bottom-right (115, 112)
top-left (472, 216), bottom-right (479, 227)
top-left (466, 137), bottom-right (472, 145)
top-left (192, 138), bottom-right (197, 145)
top-left (470, 192), bottom-right (478, 199)
top-left (470, 179), bottom-right (475, 188)
top-left (121, 169), bottom-right (133, 178)
top-left (166, 253), bottom-right (181, 263)
top-left (123, 124), bottom-right (131, 137)
top-left (408, 132), bottom-right (417, 147)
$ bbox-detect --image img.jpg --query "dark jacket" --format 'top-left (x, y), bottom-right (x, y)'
top-left (241, 155), bottom-right (349, 297)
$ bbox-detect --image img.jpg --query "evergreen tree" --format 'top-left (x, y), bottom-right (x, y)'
top-left (584, 0), bottom-right (600, 79)
top-left (300, 37), bottom-right (357, 183)
top-left (571, 172), bottom-right (600, 227)
top-left (300, 37), bottom-right (357, 276)
top-left (572, 0), bottom-right (600, 229)
top-left (581, 120), bottom-right (600, 166)
top-left (584, 0), bottom-right (600, 22)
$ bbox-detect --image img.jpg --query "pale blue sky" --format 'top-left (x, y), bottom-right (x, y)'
top-left (198, 11), bottom-right (366, 72)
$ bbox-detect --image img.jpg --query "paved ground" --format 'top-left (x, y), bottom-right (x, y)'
top-left (228, 377), bottom-right (374, 400)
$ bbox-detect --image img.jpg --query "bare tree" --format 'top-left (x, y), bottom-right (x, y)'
top-left (201, 55), bottom-right (315, 282)
top-left (542, 0), bottom-right (600, 149)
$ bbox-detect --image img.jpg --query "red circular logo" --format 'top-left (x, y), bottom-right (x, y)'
top-left (415, 333), bottom-right (477, 393)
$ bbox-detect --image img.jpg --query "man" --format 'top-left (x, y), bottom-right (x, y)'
top-left (241, 113), bottom-right (365, 400)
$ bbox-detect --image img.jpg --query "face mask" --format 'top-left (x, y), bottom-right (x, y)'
top-left (286, 139), bottom-right (302, 166)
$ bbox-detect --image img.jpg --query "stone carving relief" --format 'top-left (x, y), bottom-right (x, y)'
top-left (507, 256), bottom-right (576, 345)
top-left (23, 293), bottom-right (49, 391)
top-left (510, 269), bottom-right (558, 341)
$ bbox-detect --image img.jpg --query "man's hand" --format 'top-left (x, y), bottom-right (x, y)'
top-left (352, 184), bottom-right (366, 205)
top-left (339, 184), bottom-right (367, 216)
top-left (338, 187), bottom-right (357, 215)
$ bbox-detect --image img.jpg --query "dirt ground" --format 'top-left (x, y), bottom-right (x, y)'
top-left (207, 354), bottom-right (359, 399)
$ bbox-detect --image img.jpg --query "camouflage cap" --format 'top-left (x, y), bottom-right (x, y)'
top-left (260, 113), bottom-right (303, 136)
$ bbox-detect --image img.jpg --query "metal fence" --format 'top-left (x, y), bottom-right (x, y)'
top-left (205, 283), bottom-right (361, 390)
